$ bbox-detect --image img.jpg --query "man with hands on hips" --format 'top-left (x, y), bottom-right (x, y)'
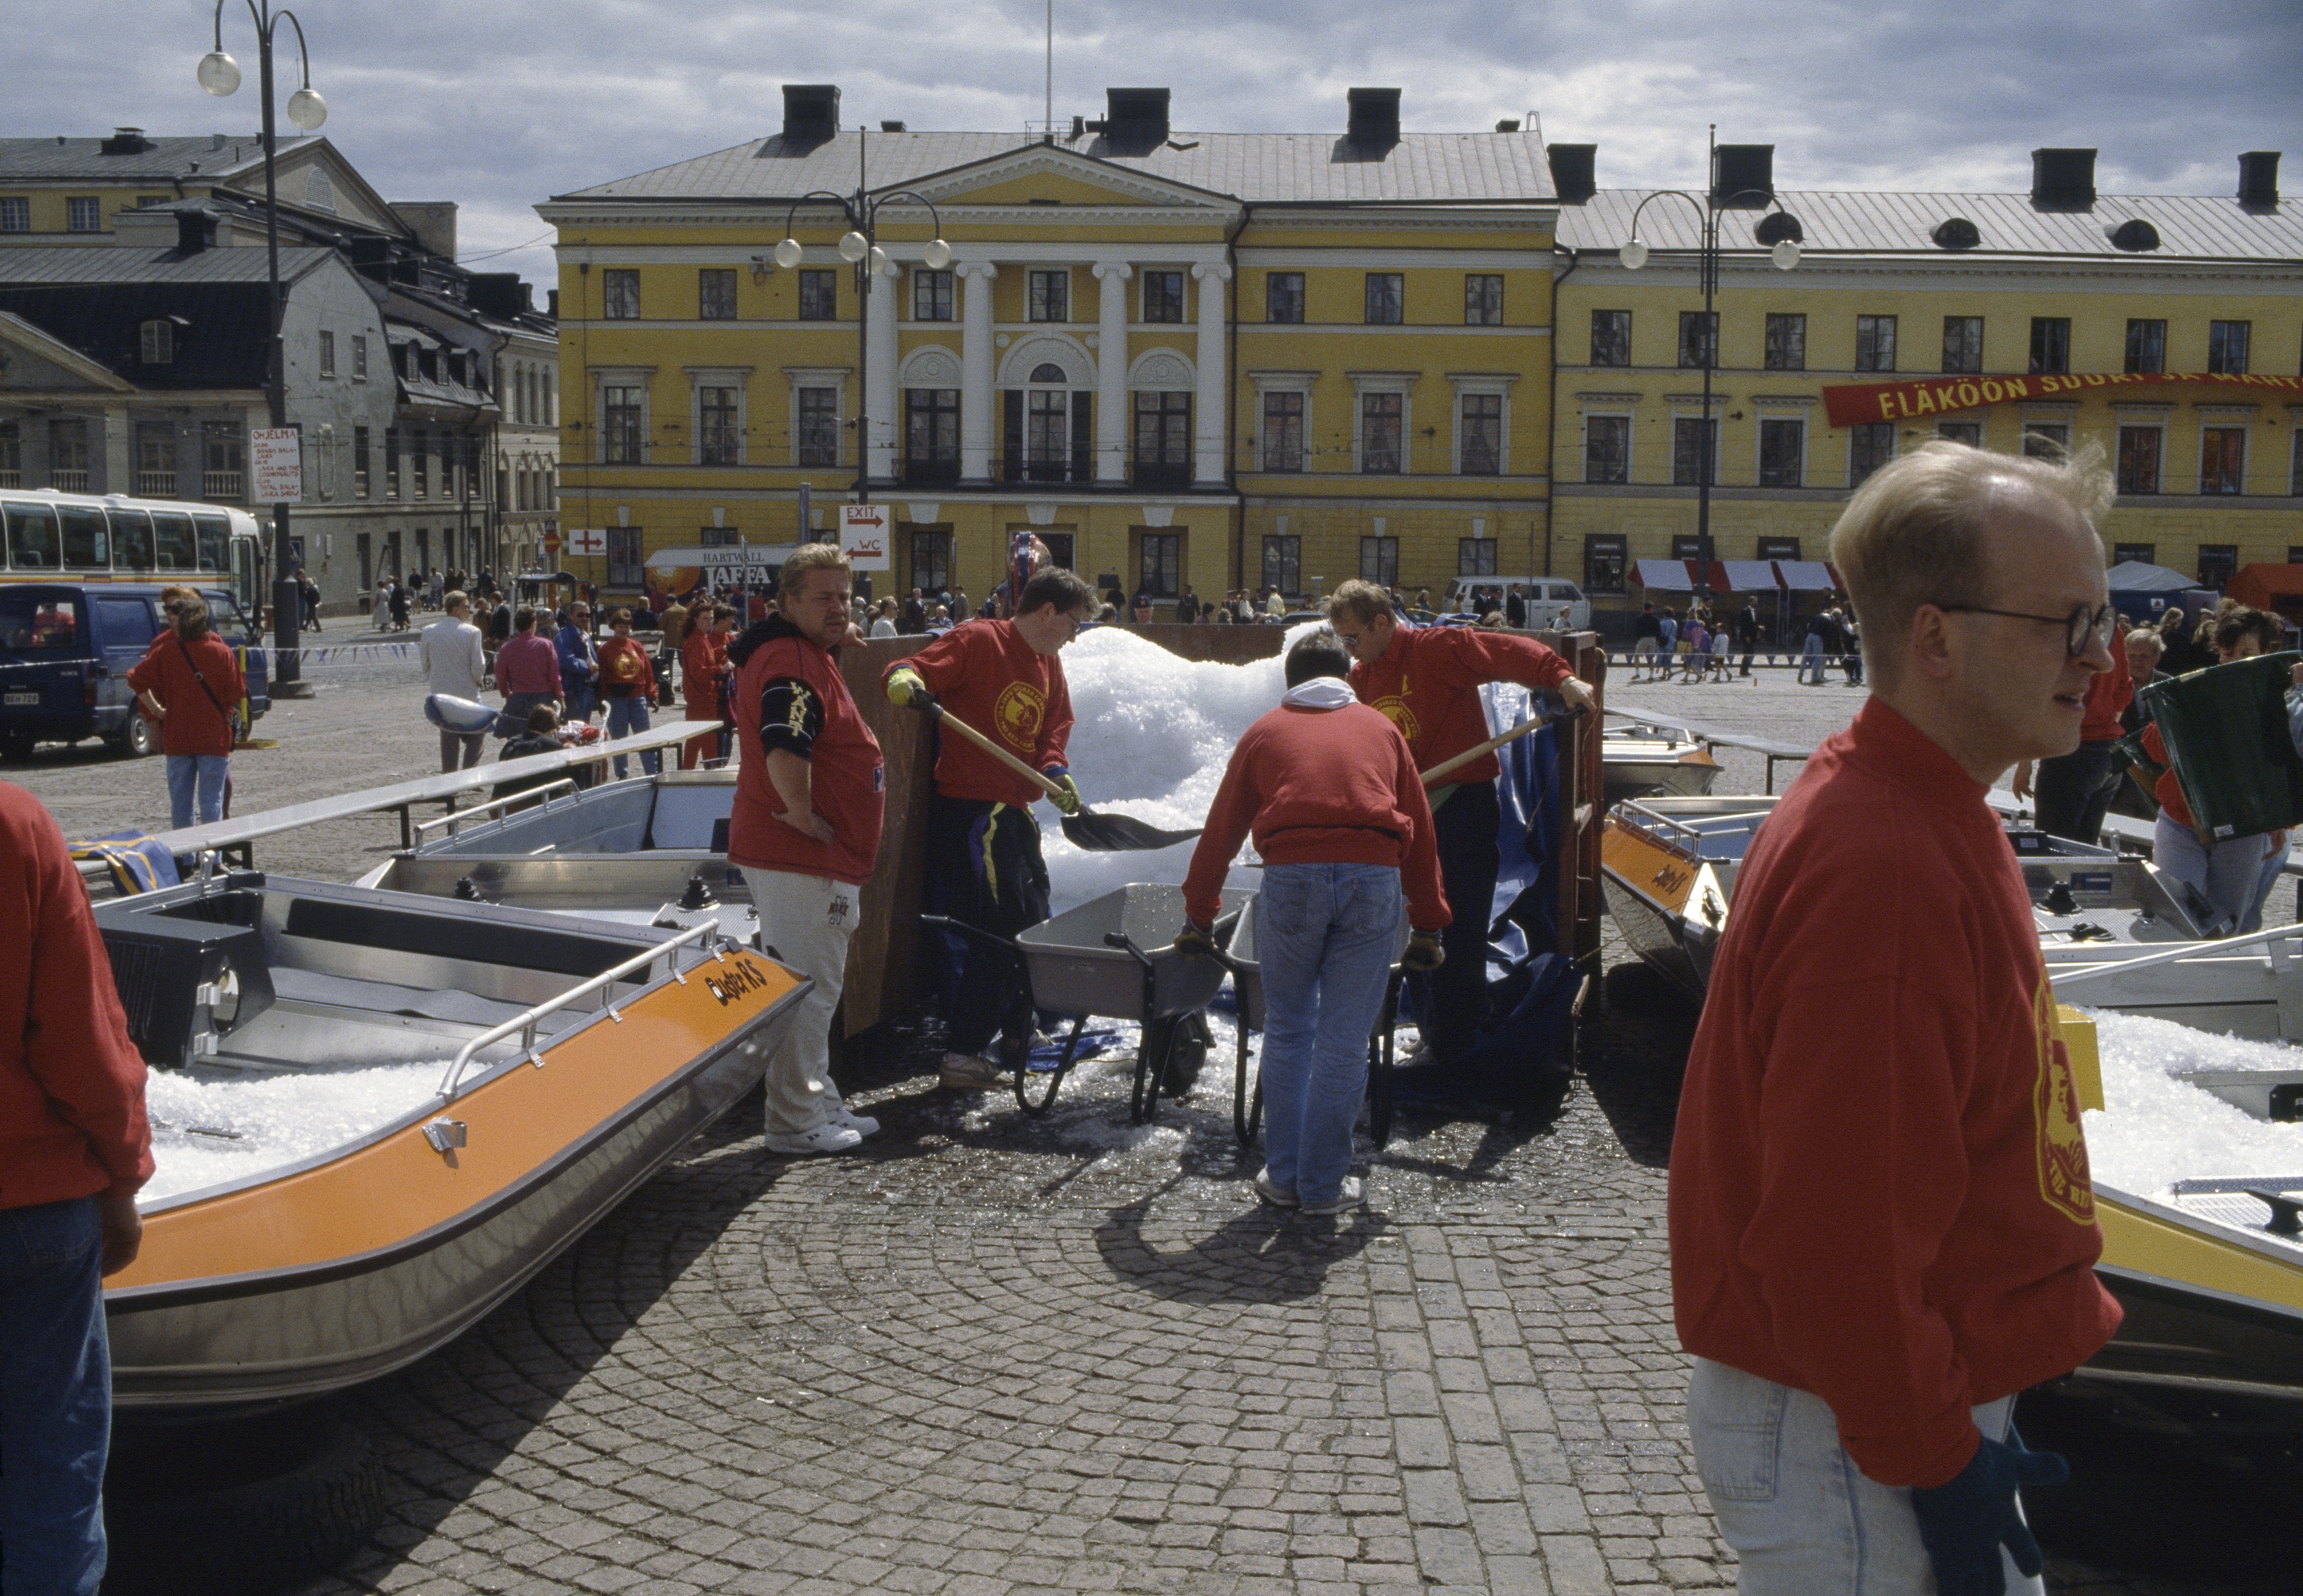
top-left (725, 544), bottom-right (884, 1156)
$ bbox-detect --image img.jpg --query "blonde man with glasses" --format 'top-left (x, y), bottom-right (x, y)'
top-left (1672, 440), bottom-right (2123, 1596)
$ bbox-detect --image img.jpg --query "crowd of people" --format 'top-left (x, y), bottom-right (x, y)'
top-left (1625, 597), bottom-right (1862, 685)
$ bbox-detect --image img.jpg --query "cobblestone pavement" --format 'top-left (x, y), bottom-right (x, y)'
top-left (12, 650), bottom-right (2291, 1593)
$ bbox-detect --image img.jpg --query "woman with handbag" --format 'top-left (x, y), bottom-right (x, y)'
top-left (126, 595), bottom-right (244, 828)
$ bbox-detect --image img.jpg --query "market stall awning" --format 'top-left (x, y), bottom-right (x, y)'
top-left (2228, 564), bottom-right (2303, 612)
top-left (2105, 560), bottom-right (2196, 594)
top-left (1773, 560), bottom-right (1842, 593)
top-left (1716, 560), bottom-right (1783, 592)
top-left (1632, 559), bottom-right (1701, 590)
top-left (646, 544), bottom-right (797, 571)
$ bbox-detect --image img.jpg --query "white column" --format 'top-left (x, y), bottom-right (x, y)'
top-left (1093, 261), bottom-right (1131, 484)
top-left (959, 263), bottom-right (998, 483)
top-left (102, 404), bottom-right (131, 494)
top-left (1192, 263), bottom-right (1231, 485)
top-left (864, 261), bottom-right (900, 481)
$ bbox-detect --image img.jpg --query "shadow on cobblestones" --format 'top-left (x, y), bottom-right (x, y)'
top-left (1095, 1180), bottom-right (1389, 1305)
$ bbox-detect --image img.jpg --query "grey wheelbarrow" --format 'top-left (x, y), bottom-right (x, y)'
top-left (921, 882), bottom-right (1248, 1123)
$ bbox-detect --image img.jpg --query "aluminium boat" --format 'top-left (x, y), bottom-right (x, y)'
top-left (1600, 731), bottom-right (1722, 807)
top-left (98, 868), bottom-right (804, 1411)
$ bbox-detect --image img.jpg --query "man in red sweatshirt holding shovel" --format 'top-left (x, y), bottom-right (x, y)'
top-left (1671, 440), bottom-right (2123, 1595)
top-left (1324, 579), bottom-right (1595, 1064)
top-left (885, 566), bottom-right (1097, 1088)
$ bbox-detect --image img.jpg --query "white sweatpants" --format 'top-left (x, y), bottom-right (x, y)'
top-left (739, 866), bottom-right (858, 1135)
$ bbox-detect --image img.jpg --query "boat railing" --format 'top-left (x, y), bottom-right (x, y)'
top-left (437, 919), bottom-right (728, 1102)
top-left (2049, 920), bottom-right (2303, 988)
top-left (412, 779), bottom-right (578, 842)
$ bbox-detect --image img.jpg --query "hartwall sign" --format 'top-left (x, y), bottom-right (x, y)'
top-left (1822, 371), bottom-right (2303, 428)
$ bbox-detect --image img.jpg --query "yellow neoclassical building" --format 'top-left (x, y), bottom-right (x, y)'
top-left (1548, 147), bottom-right (2303, 619)
top-left (536, 86), bottom-right (1560, 608)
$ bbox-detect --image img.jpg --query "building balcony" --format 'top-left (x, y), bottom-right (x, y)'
top-left (201, 470), bottom-right (243, 501)
top-left (135, 470), bottom-right (176, 496)
top-left (996, 454), bottom-right (1093, 485)
top-left (901, 457), bottom-right (961, 488)
top-left (0, 470), bottom-right (20, 490)
top-left (51, 469), bottom-right (89, 492)
top-left (1131, 459), bottom-right (1192, 491)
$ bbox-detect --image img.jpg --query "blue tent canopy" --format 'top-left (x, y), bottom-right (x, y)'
top-left (2106, 561), bottom-right (2195, 594)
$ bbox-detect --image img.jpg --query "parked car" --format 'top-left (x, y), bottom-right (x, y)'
top-left (0, 582), bottom-right (270, 761)
top-left (1441, 577), bottom-right (1592, 632)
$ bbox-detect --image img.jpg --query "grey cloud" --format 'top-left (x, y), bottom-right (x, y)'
top-left (11, 1), bottom-right (2297, 286)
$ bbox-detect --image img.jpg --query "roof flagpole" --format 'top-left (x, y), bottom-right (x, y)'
top-left (1044, 0), bottom-right (1053, 142)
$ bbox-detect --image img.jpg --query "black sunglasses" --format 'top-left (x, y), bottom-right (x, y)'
top-left (1938, 601), bottom-right (2116, 658)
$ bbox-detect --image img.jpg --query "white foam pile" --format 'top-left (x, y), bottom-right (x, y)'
top-left (2082, 1008), bottom-right (2303, 1196)
top-left (1043, 624), bottom-right (1322, 913)
top-left (141, 1061), bottom-right (445, 1205)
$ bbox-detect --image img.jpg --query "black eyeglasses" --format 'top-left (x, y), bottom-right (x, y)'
top-left (1937, 601), bottom-right (2116, 658)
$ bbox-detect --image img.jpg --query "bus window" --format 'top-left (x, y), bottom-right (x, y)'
top-left (192, 512), bottom-right (229, 571)
top-left (230, 537), bottom-right (259, 614)
top-left (4, 503), bottom-right (61, 570)
top-left (0, 593), bottom-right (77, 650)
top-left (109, 508), bottom-right (156, 571)
top-left (59, 505), bottom-right (110, 569)
top-left (151, 510), bottom-right (198, 571)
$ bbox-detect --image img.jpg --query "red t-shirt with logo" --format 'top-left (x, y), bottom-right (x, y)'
top-left (889, 618), bottom-right (1073, 808)
top-left (1669, 699), bottom-right (2121, 1489)
top-left (728, 617), bottom-right (884, 886)
top-left (1348, 624), bottom-right (1571, 784)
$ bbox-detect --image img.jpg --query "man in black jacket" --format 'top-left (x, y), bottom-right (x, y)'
top-left (1631, 602), bottom-right (1665, 680)
top-left (1730, 598), bottom-right (1763, 676)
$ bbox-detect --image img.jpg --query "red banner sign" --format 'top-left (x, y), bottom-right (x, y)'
top-left (1822, 370), bottom-right (2303, 429)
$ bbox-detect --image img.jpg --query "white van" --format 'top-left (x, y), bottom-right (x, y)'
top-left (1441, 577), bottom-right (1591, 632)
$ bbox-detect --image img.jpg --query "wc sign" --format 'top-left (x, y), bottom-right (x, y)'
top-left (840, 505), bottom-right (891, 571)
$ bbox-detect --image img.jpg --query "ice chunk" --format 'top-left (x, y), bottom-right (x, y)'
top-left (142, 1061), bottom-right (445, 1204)
top-left (1046, 623), bottom-right (1324, 914)
top-left (2080, 1009), bottom-right (2303, 1196)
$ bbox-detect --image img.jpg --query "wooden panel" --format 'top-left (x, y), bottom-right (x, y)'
top-left (835, 636), bottom-right (936, 1036)
top-left (1108, 622), bottom-right (1288, 665)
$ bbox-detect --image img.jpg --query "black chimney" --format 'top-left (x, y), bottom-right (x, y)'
top-left (467, 272), bottom-right (533, 321)
top-left (100, 127), bottom-right (154, 156)
top-left (2239, 150), bottom-right (2280, 209)
top-left (1710, 144), bottom-right (1774, 208)
top-left (175, 210), bottom-right (215, 254)
top-left (2030, 148), bottom-right (2096, 211)
top-left (1548, 143), bottom-right (1596, 205)
top-left (1347, 88), bottom-right (1401, 151)
top-left (1100, 88), bottom-right (1170, 155)
top-left (781, 84), bottom-right (840, 147)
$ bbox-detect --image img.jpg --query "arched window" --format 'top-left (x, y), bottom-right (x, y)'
top-left (1009, 362), bottom-right (1084, 482)
top-left (1030, 362), bottom-right (1066, 384)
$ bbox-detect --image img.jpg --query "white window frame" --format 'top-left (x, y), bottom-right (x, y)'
top-left (1248, 371), bottom-right (1316, 473)
top-left (785, 367), bottom-right (849, 469)
top-left (2198, 412), bottom-right (2252, 495)
top-left (687, 366), bottom-right (752, 467)
top-left (1447, 373), bottom-right (1516, 476)
top-left (351, 333), bottom-right (368, 381)
top-left (1580, 407), bottom-right (1633, 485)
top-left (2113, 413), bottom-right (2169, 496)
top-left (1348, 373), bottom-right (1415, 475)
top-left (318, 329), bottom-right (335, 378)
top-left (1752, 401), bottom-right (1813, 488)
top-left (591, 366), bottom-right (654, 467)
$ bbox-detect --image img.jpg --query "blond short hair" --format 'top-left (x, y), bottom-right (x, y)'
top-left (1827, 438), bottom-right (2113, 686)
top-left (1326, 579), bottom-right (1392, 626)
top-left (777, 543), bottom-right (851, 596)
top-left (2124, 627), bottom-right (2163, 656)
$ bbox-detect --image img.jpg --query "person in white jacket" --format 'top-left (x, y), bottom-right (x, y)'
top-left (420, 591), bottom-right (490, 770)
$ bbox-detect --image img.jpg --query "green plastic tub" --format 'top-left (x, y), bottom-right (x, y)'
top-left (2138, 650), bottom-right (2303, 840)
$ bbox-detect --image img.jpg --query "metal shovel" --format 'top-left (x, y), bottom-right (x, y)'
top-left (927, 704), bottom-right (1203, 852)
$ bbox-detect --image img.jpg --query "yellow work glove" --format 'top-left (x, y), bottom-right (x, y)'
top-left (1044, 770), bottom-right (1084, 815)
top-left (1174, 922), bottom-right (1218, 961)
top-left (885, 666), bottom-right (935, 711)
top-left (1401, 931), bottom-right (1445, 973)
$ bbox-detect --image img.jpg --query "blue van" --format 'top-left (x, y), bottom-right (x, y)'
top-left (0, 583), bottom-right (271, 761)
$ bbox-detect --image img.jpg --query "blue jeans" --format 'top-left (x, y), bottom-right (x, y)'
top-left (1, 1197), bottom-right (113, 1595)
top-left (1688, 1358), bottom-right (2041, 1596)
top-left (603, 694), bottom-right (658, 779)
top-left (1255, 863), bottom-right (1402, 1205)
top-left (164, 753), bottom-right (228, 828)
top-left (2153, 813), bottom-right (2290, 936)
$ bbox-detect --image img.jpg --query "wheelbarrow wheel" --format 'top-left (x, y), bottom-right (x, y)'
top-left (1131, 1020), bottom-right (1178, 1126)
top-left (1015, 1014), bottom-right (1088, 1118)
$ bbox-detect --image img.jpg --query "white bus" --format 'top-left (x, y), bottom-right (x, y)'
top-left (0, 488), bottom-right (266, 617)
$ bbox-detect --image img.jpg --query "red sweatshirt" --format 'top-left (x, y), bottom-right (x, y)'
top-left (1669, 699), bottom-right (2120, 1489)
top-left (0, 782), bottom-right (152, 1209)
top-left (2078, 647), bottom-right (2133, 742)
top-left (125, 630), bottom-right (244, 757)
top-left (596, 635), bottom-right (656, 703)
top-left (728, 616), bottom-right (885, 886)
top-left (1350, 624), bottom-right (1573, 784)
top-left (888, 618), bottom-right (1073, 808)
top-left (1183, 687), bottom-right (1450, 932)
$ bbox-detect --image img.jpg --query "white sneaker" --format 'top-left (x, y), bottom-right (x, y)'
top-left (764, 1122), bottom-right (864, 1156)
top-left (939, 1052), bottom-right (1007, 1088)
top-left (1253, 1168), bottom-right (1298, 1209)
top-left (826, 1106), bottom-right (880, 1138)
top-left (1300, 1176), bottom-right (1365, 1216)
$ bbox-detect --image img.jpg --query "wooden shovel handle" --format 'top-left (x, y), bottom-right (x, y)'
top-left (930, 704), bottom-right (1068, 800)
top-left (1419, 704), bottom-right (1586, 786)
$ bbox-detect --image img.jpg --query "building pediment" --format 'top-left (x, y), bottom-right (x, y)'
top-left (213, 138), bottom-right (406, 237)
top-left (0, 311), bottom-right (133, 393)
top-left (898, 146), bottom-right (1235, 214)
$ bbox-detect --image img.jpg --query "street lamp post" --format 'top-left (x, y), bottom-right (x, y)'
top-left (1616, 131), bottom-right (1803, 597)
top-left (773, 129), bottom-right (951, 518)
top-left (198, 0), bottom-right (325, 691)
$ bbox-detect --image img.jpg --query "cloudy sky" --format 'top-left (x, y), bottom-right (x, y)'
top-left (15, 0), bottom-right (2300, 286)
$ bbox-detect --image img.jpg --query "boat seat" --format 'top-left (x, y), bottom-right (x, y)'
top-left (281, 896), bottom-right (637, 978)
top-left (268, 967), bottom-right (587, 1034)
